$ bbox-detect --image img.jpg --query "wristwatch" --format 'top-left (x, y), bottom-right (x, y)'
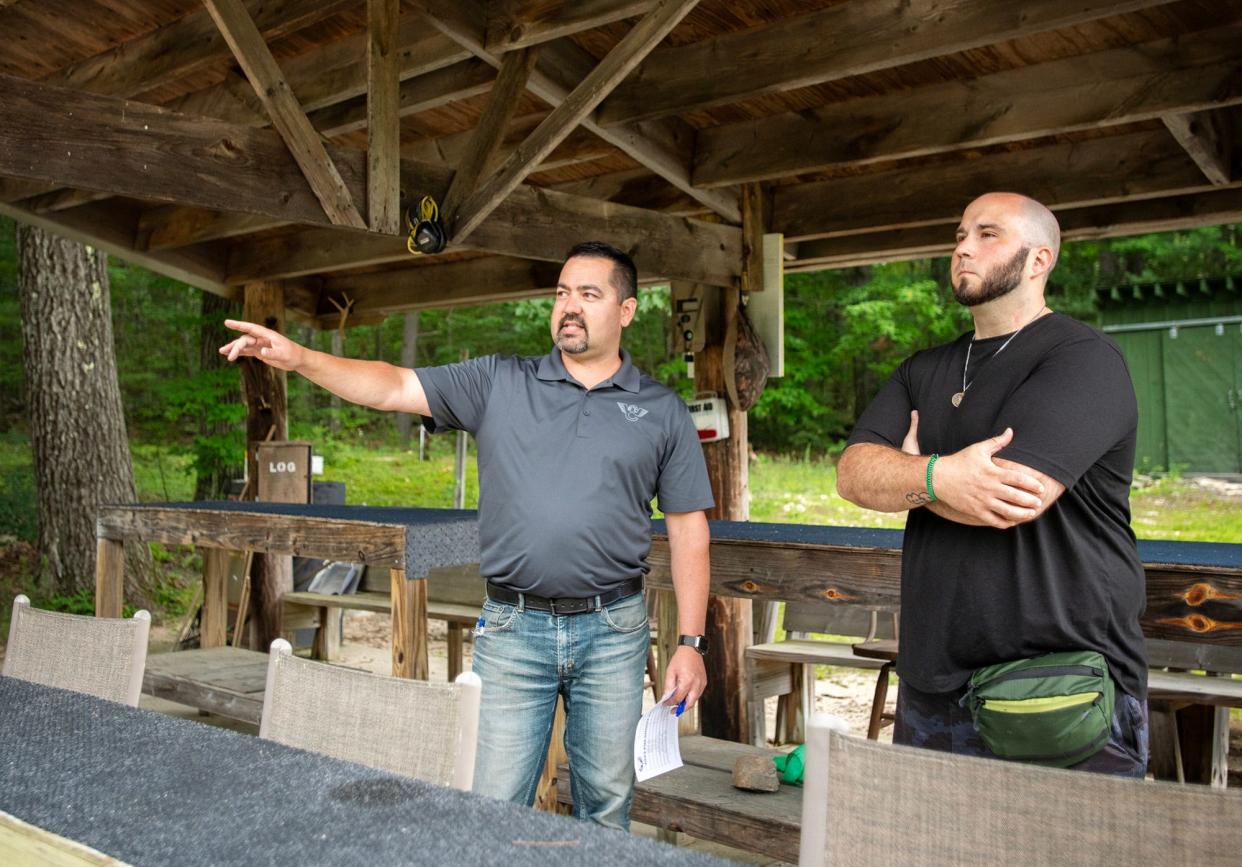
top-left (678, 634), bottom-right (709, 656)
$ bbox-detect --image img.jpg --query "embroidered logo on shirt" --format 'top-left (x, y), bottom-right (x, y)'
top-left (617, 402), bottom-right (649, 422)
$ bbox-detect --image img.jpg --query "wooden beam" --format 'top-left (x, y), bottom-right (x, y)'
top-left (204, 0), bottom-right (367, 229)
top-left (45, 0), bottom-right (352, 99)
top-left (306, 59), bottom-right (496, 137)
top-left (788, 186), bottom-right (1242, 271)
top-left (1163, 110), bottom-right (1235, 186)
top-left (0, 199), bottom-right (228, 295)
top-left (0, 72), bottom-right (376, 230)
top-left (442, 47), bottom-right (540, 231)
top-left (368, 0), bottom-right (402, 234)
top-left (227, 184), bottom-right (741, 286)
top-left (417, 1), bottom-right (740, 223)
top-left (485, 1), bottom-right (657, 52)
top-left (404, 116), bottom-right (612, 173)
top-left (597, 0), bottom-right (1178, 126)
top-left (138, 207), bottom-right (286, 252)
top-left (694, 25), bottom-right (1242, 188)
top-left (772, 129), bottom-right (1223, 241)
top-left (450, 0), bottom-right (701, 242)
top-left (549, 168), bottom-right (707, 216)
top-left (317, 256), bottom-right (562, 323)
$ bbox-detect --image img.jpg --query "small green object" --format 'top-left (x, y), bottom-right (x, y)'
top-left (772, 743), bottom-right (806, 785)
top-left (925, 454), bottom-right (939, 502)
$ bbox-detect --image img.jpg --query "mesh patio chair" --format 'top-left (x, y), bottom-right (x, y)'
top-left (259, 639), bottom-right (482, 790)
top-left (1, 594), bottom-right (150, 707)
top-left (798, 713), bottom-right (1242, 867)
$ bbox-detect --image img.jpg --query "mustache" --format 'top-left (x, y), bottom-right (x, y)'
top-left (558, 314), bottom-right (587, 331)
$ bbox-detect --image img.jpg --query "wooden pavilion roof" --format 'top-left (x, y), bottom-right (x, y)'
top-left (0, 0), bottom-right (1239, 326)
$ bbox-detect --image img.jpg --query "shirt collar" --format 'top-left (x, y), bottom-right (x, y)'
top-left (537, 348), bottom-right (641, 393)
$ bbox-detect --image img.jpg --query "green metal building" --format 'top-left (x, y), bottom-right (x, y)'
top-left (1099, 276), bottom-right (1242, 474)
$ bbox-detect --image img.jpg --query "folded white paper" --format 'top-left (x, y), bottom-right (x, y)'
top-left (634, 689), bottom-right (683, 782)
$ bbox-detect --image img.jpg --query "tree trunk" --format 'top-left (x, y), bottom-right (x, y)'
top-left (194, 292), bottom-right (243, 501)
top-left (394, 312), bottom-right (419, 443)
top-left (17, 225), bottom-right (151, 602)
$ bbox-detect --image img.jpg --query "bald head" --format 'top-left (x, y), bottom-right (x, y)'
top-left (968, 192), bottom-right (1061, 269)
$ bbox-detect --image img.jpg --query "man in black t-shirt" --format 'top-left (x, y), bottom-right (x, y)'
top-left (838, 192), bottom-right (1148, 776)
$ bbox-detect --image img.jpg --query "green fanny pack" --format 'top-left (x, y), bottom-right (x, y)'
top-left (965, 650), bottom-right (1114, 768)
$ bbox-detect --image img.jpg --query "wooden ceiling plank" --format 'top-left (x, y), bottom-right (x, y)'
top-left (137, 206), bottom-right (287, 252)
top-left (449, 0), bottom-right (702, 243)
top-left (485, 1), bottom-right (657, 52)
top-left (307, 59), bottom-right (496, 138)
top-left (695, 24), bottom-right (1242, 188)
top-left (772, 129), bottom-right (1233, 242)
top-left (442, 47), bottom-right (540, 233)
top-left (415, 0), bottom-right (739, 222)
top-left (368, 0), bottom-right (402, 234)
top-left (790, 187), bottom-right (1242, 270)
top-left (204, 0), bottom-right (367, 229)
top-left (1162, 109), bottom-right (1234, 185)
top-left (0, 199), bottom-right (229, 295)
top-left (596, 0), bottom-right (1180, 126)
top-left (46, 0), bottom-right (353, 100)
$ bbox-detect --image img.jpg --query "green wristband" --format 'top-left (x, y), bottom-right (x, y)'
top-left (926, 454), bottom-right (939, 502)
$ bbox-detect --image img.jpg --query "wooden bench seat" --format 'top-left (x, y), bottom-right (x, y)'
top-left (747, 638), bottom-right (891, 671)
top-left (283, 565), bottom-right (485, 679)
top-left (1148, 670), bottom-right (1242, 706)
top-left (557, 735), bottom-right (802, 864)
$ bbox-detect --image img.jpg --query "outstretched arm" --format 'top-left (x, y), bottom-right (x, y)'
top-left (837, 411), bottom-right (1047, 529)
top-left (661, 510), bottom-right (710, 711)
top-left (220, 320), bottom-right (430, 416)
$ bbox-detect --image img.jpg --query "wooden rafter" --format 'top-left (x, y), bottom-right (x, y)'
top-left (0, 72), bottom-right (372, 229)
top-left (788, 186), bottom-right (1242, 271)
top-left (450, 0), bottom-right (700, 243)
top-left (596, 0), bottom-right (1178, 126)
top-left (1162, 110), bottom-right (1235, 186)
top-left (771, 129), bottom-right (1231, 241)
top-left (318, 256), bottom-right (563, 324)
top-left (204, 0), bottom-right (367, 229)
top-left (368, 0), bottom-right (401, 234)
top-left (414, 0), bottom-right (740, 223)
top-left (225, 183), bottom-right (741, 287)
top-left (485, 1), bottom-right (657, 52)
top-left (441, 47), bottom-right (540, 233)
top-left (694, 25), bottom-right (1242, 188)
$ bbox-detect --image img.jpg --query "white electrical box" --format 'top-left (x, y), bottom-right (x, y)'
top-left (687, 393), bottom-right (730, 443)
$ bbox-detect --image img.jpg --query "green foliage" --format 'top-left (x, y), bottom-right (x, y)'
top-left (0, 218), bottom-right (23, 425)
top-left (0, 429), bottom-right (37, 542)
top-left (32, 586), bottom-right (137, 619)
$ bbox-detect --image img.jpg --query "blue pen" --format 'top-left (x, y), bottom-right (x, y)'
top-left (675, 698), bottom-right (686, 717)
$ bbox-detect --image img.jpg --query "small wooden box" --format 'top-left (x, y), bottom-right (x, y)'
top-left (255, 441), bottom-right (312, 504)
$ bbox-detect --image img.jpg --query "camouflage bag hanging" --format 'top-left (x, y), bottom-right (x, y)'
top-left (965, 650), bottom-right (1115, 768)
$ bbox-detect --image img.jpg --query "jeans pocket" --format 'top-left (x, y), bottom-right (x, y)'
top-left (480, 599), bottom-right (520, 633)
top-left (600, 592), bottom-right (649, 634)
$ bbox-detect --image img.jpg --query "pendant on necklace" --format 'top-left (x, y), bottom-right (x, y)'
top-left (951, 391), bottom-right (964, 408)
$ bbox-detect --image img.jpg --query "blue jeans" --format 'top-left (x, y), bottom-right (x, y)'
top-left (469, 589), bottom-right (649, 831)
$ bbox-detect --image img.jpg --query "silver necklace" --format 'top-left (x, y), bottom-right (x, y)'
top-left (951, 307), bottom-right (1049, 408)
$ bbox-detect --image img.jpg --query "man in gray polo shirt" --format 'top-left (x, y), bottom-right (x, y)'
top-left (221, 241), bottom-right (714, 831)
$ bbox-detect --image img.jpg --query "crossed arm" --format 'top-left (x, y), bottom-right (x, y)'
top-left (837, 411), bottom-right (1065, 529)
top-left (220, 319), bottom-right (431, 416)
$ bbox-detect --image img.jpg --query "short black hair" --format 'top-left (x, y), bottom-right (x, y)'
top-left (564, 241), bottom-right (638, 303)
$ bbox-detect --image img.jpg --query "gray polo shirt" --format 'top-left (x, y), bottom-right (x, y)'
top-left (417, 348), bottom-right (714, 596)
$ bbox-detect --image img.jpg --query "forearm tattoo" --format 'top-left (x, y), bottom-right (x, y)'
top-left (905, 490), bottom-right (933, 506)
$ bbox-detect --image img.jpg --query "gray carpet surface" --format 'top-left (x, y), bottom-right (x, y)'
top-left (0, 678), bottom-right (726, 866)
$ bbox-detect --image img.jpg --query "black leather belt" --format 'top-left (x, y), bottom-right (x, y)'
top-left (485, 576), bottom-right (644, 615)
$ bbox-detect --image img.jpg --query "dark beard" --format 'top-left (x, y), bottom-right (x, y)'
top-left (954, 245), bottom-right (1029, 307)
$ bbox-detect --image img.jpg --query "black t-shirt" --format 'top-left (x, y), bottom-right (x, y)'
top-left (847, 313), bottom-right (1148, 699)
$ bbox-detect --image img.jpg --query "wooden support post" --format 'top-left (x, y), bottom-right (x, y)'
top-left (391, 568), bottom-right (429, 679)
top-left (200, 548), bottom-right (230, 648)
top-left (367, 0), bottom-right (401, 233)
top-left (94, 537), bottom-right (125, 618)
top-left (241, 281), bottom-right (289, 650)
